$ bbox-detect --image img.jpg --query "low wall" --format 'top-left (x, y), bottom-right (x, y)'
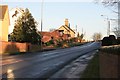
top-left (0, 41), bottom-right (41, 54)
top-left (99, 45), bottom-right (120, 78)
top-left (29, 44), bottom-right (41, 52)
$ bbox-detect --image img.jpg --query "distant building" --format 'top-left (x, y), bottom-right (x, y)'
top-left (58, 19), bottom-right (75, 38)
top-left (0, 5), bottom-right (10, 41)
top-left (9, 7), bottom-right (25, 34)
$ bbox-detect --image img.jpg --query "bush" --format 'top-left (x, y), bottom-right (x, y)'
top-left (55, 40), bottom-right (63, 48)
top-left (117, 37), bottom-right (120, 44)
top-left (102, 37), bottom-right (110, 46)
top-left (109, 35), bottom-right (117, 45)
top-left (100, 45), bottom-right (120, 54)
top-left (69, 38), bottom-right (77, 43)
top-left (45, 40), bottom-right (54, 46)
top-left (102, 35), bottom-right (117, 46)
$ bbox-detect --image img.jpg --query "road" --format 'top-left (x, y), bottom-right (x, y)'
top-left (1, 42), bottom-right (101, 79)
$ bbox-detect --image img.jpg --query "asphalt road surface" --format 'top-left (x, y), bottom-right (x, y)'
top-left (1, 42), bottom-right (101, 79)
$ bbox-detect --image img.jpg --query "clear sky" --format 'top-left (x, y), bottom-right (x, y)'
top-left (1, 0), bottom-right (116, 40)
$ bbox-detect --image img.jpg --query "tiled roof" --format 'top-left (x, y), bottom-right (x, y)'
top-left (40, 32), bottom-right (51, 36)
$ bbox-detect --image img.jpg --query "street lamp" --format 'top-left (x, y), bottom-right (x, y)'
top-left (101, 15), bottom-right (110, 36)
top-left (101, 15), bottom-right (118, 37)
top-left (40, 0), bottom-right (44, 51)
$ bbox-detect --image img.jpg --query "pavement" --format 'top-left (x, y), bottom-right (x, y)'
top-left (49, 50), bottom-right (98, 79)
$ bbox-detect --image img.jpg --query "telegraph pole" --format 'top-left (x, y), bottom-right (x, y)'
top-left (101, 15), bottom-right (110, 36)
top-left (107, 18), bottom-right (110, 36)
top-left (40, 0), bottom-right (44, 51)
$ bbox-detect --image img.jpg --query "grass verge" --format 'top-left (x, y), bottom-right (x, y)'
top-left (80, 53), bottom-right (99, 78)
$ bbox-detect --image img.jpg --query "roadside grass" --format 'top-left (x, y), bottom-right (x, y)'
top-left (80, 53), bottom-right (100, 78)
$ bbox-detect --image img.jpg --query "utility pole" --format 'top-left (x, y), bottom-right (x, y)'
top-left (82, 28), bottom-right (83, 34)
top-left (76, 25), bottom-right (77, 37)
top-left (101, 15), bottom-right (110, 36)
top-left (107, 19), bottom-right (110, 36)
top-left (40, 0), bottom-right (44, 51)
top-left (76, 25), bottom-right (77, 33)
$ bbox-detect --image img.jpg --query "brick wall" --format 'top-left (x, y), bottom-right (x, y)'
top-left (99, 52), bottom-right (119, 78)
top-left (29, 44), bottom-right (41, 52)
top-left (0, 41), bottom-right (41, 54)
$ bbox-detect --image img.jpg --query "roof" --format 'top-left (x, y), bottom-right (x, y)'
top-left (38, 30), bottom-right (70, 42)
top-left (42, 36), bottom-right (51, 43)
top-left (10, 7), bottom-right (24, 14)
top-left (39, 32), bottom-right (51, 36)
top-left (0, 5), bottom-right (8, 20)
top-left (59, 25), bottom-right (75, 33)
top-left (39, 30), bottom-right (61, 37)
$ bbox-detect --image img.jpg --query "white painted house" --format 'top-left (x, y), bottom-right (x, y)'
top-left (9, 7), bottom-right (25, 34)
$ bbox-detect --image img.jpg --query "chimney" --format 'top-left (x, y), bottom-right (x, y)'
top-left (65, 18), bottom-right (69, 27)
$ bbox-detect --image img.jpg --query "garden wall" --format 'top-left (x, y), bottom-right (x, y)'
top-left (0, 41), bottom-right (42, 54)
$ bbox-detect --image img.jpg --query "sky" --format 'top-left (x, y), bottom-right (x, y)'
top-left (1, 0), bottom-right (117, 41)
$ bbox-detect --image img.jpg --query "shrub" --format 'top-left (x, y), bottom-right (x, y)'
top-left (117, 37), bottom-right (120, 44)
top-left (45, 40), bottom-right (54, 46)
top-left (109, 35), bottom-right (117, 45)
top-left (102, 35), bottom-right (117, 46)
top-left (55, 40), bottom-right (63, 48)
top-left (100, 45), bottom-right (120, 54)
top-left (102, 37), bottom-right (110, 46)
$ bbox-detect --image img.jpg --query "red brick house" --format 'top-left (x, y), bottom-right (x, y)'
top-left (39, 30), bottom-right (69, 43)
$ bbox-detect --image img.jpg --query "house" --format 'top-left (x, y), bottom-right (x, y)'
top-left (58, 19), bottom-right (75, 38)
top-left (39, 30), bottom-right (69, 43)
top-left (0, 5), bottom-right (10, 41)
top-left (40, 31), bottom-right (51, 43)
top-left (9, 7), bottom-right (25, 34)
top-left (39, 19), bottom-right (76, 43)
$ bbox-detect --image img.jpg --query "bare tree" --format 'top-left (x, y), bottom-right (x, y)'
top-left (77, 32), bottom-right (85, 42)
top-left (113, 27), bottom-right (120, 37)
top-left (94, 0), bottom-right (119, 13)
top-left (92, 32), bottom-right (102, 41)
top-left (94, 0), bottom-right (120, 38)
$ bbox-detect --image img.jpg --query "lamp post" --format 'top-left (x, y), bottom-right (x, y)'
top-left (101, 15), bottom-right (111, 36)
top-left (40, 0), bottom-right (44, 51)
top-left (101, 15), bottom-right (119, 37)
